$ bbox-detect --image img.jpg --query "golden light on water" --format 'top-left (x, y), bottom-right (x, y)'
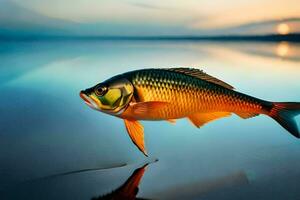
top-left (276, 42), bottom-right (290, 57)
top-left (277, 23), bottom-right (290, 35)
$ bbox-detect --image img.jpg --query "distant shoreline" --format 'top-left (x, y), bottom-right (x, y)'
top-left (1, 33), bottom-right (300, 42)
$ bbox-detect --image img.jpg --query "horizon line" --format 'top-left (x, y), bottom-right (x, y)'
top-left (1, 33), bottom-right (300, 42)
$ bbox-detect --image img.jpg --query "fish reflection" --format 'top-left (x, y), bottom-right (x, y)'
top-left (80, 68), bottom-right (300, 156)
top-left (91, 164), bottom-right (150, 200)
top-left (91, 163), bottom-right (248, 200)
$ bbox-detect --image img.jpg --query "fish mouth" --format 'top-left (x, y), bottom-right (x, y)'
top-left (79, 91), bottom-right (99, 110)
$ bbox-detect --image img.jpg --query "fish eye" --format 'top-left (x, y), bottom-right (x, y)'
top-left (95, 85), bottom-right (108, 96)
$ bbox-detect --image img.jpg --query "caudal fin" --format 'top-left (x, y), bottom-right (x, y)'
top-left (269, 102), bottom-right (300, 138)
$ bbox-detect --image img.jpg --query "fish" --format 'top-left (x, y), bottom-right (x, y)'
top-left (80, 68), bottom-right (300, 156)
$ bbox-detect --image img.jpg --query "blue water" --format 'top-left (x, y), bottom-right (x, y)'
top-left (0, 40), bottom-right (300, 200)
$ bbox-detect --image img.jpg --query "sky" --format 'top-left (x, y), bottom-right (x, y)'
top-left (0, 0), bottom-right (300, 36)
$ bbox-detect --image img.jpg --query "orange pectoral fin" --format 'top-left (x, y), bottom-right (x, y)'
top-left (124, 119), bottom-right (148, 156)
top-left (131, 101), bottom-right (170, 115)
top-left (188, 112), bottom-right (231, 128)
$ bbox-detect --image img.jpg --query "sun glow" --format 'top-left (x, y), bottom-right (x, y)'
top-left (277, 23), bottom-right (290, 35)
top-left (276, 42), bottom-right (290, 57)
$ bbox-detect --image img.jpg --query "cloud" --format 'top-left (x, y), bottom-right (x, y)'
top-left (1, 0), bottom-right (299, 37)
top-left (128, 2), bottom-right (171, 10)
top-left (0, 0), bottom-right (81, 36)
top-left (216, 17), bottom-right (300, 35)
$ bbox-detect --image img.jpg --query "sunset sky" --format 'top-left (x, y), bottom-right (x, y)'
top-left (1, 0), bottom-right (300, 36)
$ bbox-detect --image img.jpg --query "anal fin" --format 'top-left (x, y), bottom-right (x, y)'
top-left (124, 119), bottom-right (148, 156)
top-left (235, 112), bottom-right (259, 119)
top-left (188, 112), bottom-right (231, 128)
top-left (166, 119), bottom-right (176, 124)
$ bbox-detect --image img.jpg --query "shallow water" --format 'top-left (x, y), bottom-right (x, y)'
top-left (0, 40), bottom-right (300, 200)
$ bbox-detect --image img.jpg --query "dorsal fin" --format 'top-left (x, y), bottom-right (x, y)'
top-left (165, 68), bottom-right (235, 90)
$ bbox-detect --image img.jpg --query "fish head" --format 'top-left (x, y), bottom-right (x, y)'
top-left (80, 78), bottom-right (134, 115)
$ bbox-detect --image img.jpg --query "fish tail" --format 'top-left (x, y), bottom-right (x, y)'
top-left (268, 102), bottom-right (300, 138)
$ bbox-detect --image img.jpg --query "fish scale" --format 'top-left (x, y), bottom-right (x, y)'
top-left (125, 69), bottom-right (263, 120)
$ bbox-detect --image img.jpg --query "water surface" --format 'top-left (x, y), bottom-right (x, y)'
top-left (0, 40), bottom-right (300, 200)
